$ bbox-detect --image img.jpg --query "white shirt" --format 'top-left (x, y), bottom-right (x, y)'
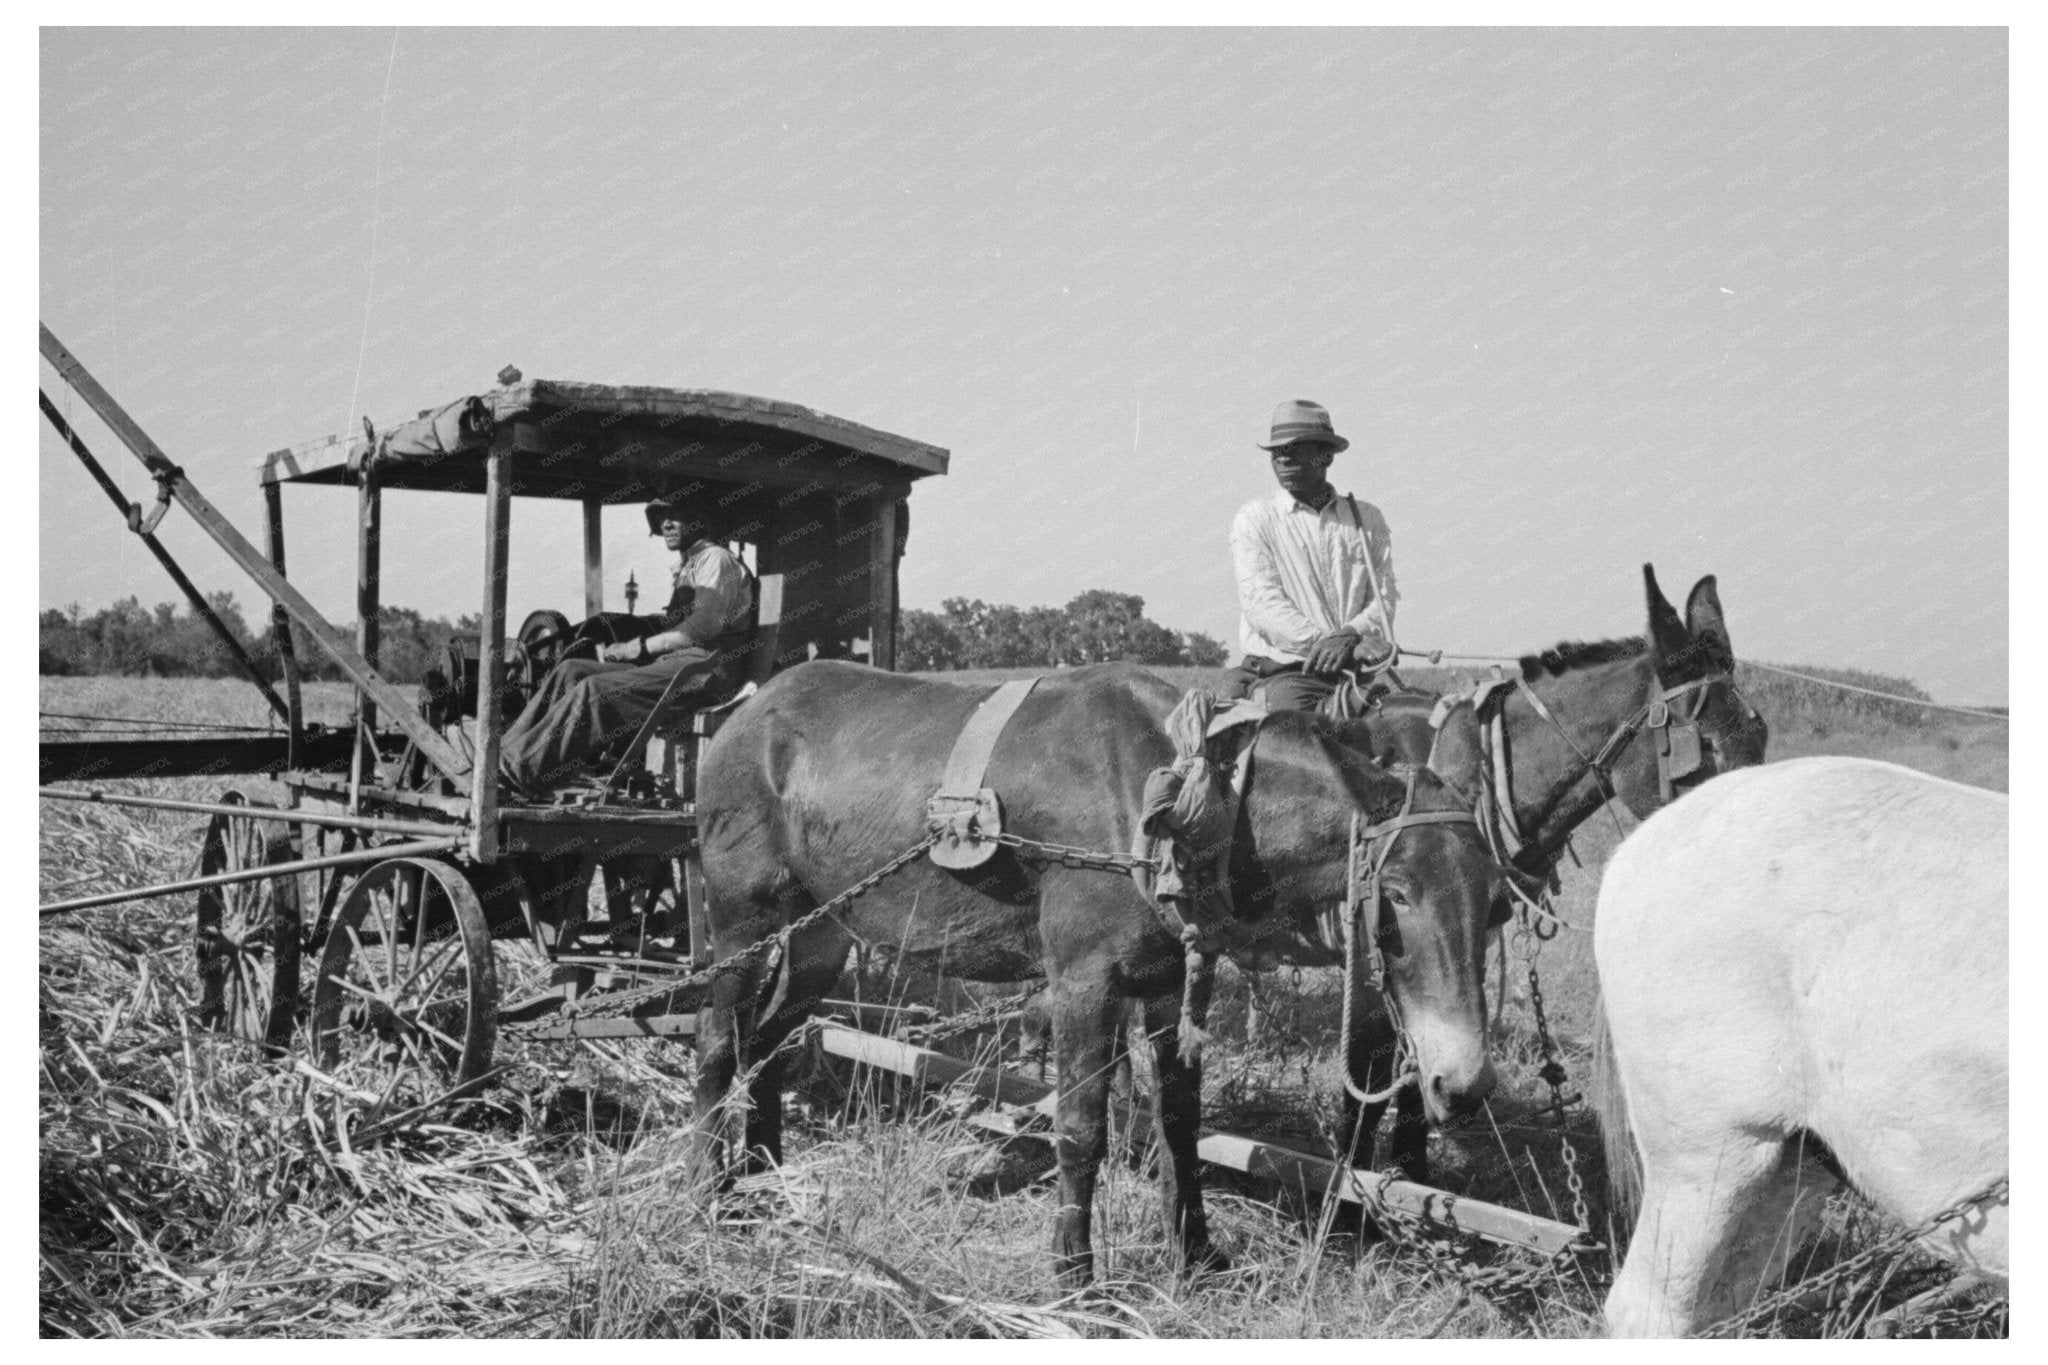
top-left (1230, 488), bottom-right (1397, 665)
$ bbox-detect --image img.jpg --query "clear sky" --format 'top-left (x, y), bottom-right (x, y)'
top-left (39, 27), bottom-right (2008, 703)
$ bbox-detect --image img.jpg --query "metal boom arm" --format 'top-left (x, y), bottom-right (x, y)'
top-left (39, 323), bottom-right (473, 786)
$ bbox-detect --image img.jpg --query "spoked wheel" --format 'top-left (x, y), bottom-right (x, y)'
top-left (308, 857), bottom-right (498, 1131)
top-left (194, 791), bottom-right (303, 1054)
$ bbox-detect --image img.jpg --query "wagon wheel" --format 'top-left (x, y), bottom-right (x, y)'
top-left (308, 857), bottom-right (498, 1130)
top-left (194, 791), bottom-right (303, 1054)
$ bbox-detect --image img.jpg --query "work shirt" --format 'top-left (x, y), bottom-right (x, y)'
top-left (1230, 489), bottom-right (1397, 666)
top-left (646, 540), bottom-right (755, 654)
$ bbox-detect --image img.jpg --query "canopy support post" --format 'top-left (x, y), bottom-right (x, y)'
top-left (867, 495), bottom-right (898, 671)
top-left (352, 468), bottom-right (383, 805)
top-left (470, 445), bottom-right (513, 860)
top-left (583, 498), bottom-right (603, 617)
top-left (262, 482), bottom-right (305, 767)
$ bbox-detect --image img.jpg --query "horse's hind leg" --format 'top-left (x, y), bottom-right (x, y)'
top-left (688, 869), bottom-right (813, 1184)
top-left (1605, 1133), bottom-right (1788, 1337)
top-left (1047, 966), bottom-right (1123, 1287)
top-left (738, 923), bottom-right (854, 1169)
top-left (1138, 993), bottom-right (1227, 1274)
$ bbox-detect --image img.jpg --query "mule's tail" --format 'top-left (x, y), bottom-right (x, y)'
top-left (1589, 986), bottom-right (1642, 1244)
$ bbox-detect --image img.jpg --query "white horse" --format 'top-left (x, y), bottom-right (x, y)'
top-left (1593, 756), bottom-right (2007, 1337)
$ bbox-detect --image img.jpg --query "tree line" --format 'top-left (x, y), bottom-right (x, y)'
top-left (39, 595), bottom-right (478, 685)
top-left (40, 587), bottom-right (1229, 681)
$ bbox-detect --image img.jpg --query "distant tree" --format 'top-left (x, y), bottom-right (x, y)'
top-left (899, 591), bottom-right (1227, 671)
top-left (1179, 631), bottom-right (1229, 667)
top-left (898, 608), bottom-right (965, 672)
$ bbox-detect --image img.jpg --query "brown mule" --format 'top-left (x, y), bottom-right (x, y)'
top-left (1337, 565), bottom-right (1769, 1185)
top-left (690, 661), bottom-right (1504, 1285)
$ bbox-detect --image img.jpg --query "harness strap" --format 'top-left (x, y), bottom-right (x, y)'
top-left (937, 677), bottom-right (1040, 796)
top-left (926, 677), bottom-right (1041, 870)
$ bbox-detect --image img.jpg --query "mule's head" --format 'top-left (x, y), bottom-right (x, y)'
top-left (1625, 565), bottom-right (1768, 810)
top-left (1368, 767), bottom-right (1504, 1123)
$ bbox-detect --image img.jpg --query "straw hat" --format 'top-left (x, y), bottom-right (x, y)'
top-left (1256, 399), bottom-right (1349, 454)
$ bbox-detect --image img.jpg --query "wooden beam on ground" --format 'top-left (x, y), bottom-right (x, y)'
top-left (813, 1024), bottom-right (1590, 1258)
top-left (39, 324), bottom-right (472, 785)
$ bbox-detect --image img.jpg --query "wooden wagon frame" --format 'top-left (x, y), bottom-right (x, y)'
top-left (38, 323), bottom-right (1587, 1261)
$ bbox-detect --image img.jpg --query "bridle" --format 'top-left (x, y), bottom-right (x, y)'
top-left (1421, 662), bottom-right (1759, 913)
top-left (1568, 668), bottom-right (1736, 805)
top-left (1338, 766), bottom-right (1484, 1103)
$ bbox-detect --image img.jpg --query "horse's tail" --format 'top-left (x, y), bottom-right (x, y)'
top-left (1590, 986), bottom-right (1643, 1240)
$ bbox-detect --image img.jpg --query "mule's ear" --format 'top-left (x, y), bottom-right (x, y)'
top-left (1685, 575), bottom-right (1734, 669)
top-left (1643, 563), bottom-right (1688, 666)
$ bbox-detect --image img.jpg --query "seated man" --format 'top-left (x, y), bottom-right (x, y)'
top-left (500, 495), bottom-right (755, 795)
top-left (1229, 398), bottom-right (1398, 713)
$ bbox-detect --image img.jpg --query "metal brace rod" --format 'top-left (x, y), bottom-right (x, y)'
top-left (40, 389), bottom-right (292, 726)
top-left (38, 836), bottom-right (461, 917)
top-left (39, 324), bottom-right (472, 785)
top-left (38, 786), bottom-right (460, 839)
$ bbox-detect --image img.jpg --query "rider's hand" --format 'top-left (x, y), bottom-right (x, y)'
top-left (1304, 628), bottom-right (1360, 675)
top-left (1351, 631), bottom-right (1396, 671)
top-left (599, 640), bottom-right (644, 664)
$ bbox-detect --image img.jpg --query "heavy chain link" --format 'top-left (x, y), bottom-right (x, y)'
top-left (991, 830), bottom-right (1148, 875)
top-left (1509, 896), bottom-right (1591, 1236)
top-left (1363, 1170), bottom-right (1594, 1306)
top-left (1695, 1175), bottom-right (2009, 1339)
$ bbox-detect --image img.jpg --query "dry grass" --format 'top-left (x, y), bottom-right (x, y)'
top-left (38, 671), bottom-right (2005, 1337)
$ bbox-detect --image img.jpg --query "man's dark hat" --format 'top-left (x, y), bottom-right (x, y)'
top-left (1257, 399), bottom-right (1349, 454)
top-left (644, 493), bottom-right (701, 536)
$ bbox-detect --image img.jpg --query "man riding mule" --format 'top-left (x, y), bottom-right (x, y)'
top-left (1229, 399), bottom-right (1399, 715)
top-left (689, 661), bottom-right (1506, 1285)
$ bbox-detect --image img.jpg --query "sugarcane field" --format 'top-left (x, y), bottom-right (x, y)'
top-left (39, 26), bottom-right (2010, 1342)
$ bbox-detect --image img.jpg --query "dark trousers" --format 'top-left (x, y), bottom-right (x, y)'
top-left (1230, 659), bottom-right (1383, 716)
top-left (500, 643), bottom-right (746, 790)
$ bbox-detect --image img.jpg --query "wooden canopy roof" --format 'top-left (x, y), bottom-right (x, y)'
top-left (259, 380), bottom-right (949, 505)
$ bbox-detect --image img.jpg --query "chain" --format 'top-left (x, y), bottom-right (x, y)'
top-left (991, 830), bottom-right (1148, 875)
top-left (898, 987), bottom-right (1044, 1049)
top-left (1695, 1175), bottom-right (2009, 1339)
top-left (1503, 893), bottom-right (1591, 1236)
top-left (1363, 1170), bottom-right (1594, 1307)
top-left (531, 832), bottom-right (943, 1024)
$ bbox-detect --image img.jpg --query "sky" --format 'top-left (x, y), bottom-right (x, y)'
top-left (39, 27), bottom-right (2009, 703)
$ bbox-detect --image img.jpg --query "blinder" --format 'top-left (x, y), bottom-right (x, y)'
top-left (1646, 675), bottom-right (1717, 801)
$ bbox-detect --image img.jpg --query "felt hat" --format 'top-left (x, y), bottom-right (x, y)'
top-left (1257, 399), bottom-right (1349, 454)
top-left (643, 493), bottom-right (701, 536)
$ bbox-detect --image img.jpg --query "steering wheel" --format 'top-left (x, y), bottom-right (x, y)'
top-left (514, 610), bottom-right (575, 692)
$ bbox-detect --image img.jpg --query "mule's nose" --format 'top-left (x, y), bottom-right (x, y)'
top-left (1424, 1055), bottom-right (1498, 1123)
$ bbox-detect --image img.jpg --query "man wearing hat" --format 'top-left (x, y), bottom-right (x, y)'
top-left (1228, 399), bottom-right (1398, 713)
top-left (500, 494), bottom-right (755, 794)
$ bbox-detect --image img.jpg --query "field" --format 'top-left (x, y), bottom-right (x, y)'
top-left (38, 671), bottom-right (2008, 1338)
